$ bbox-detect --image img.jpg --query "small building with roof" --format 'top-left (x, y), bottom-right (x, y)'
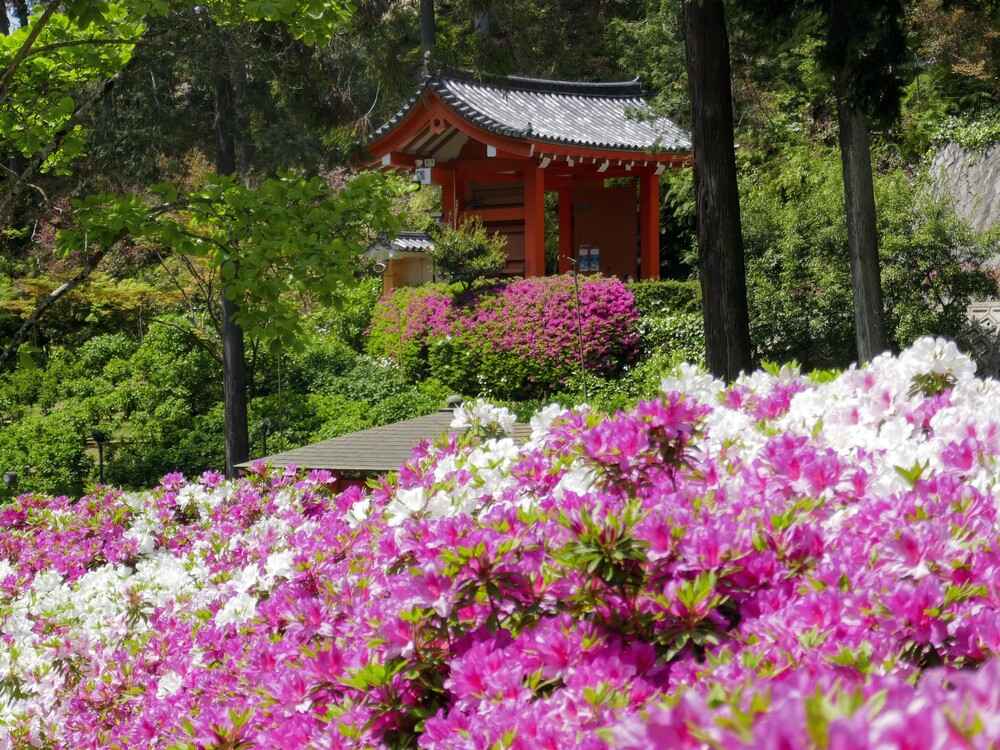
top-left (238, 404), bottom-right (531, 481)
top-left (364, 69), bottom-right (691, 291)
top-left (365, 229), bottom-right (438, 288)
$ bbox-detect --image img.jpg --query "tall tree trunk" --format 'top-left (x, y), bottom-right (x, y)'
top-left (221, 295), bottom-right (250, 475)
top-left (828, 0), bottom-right (888, 364)
top-left (2, 4), bottom-right (10, 194)
top-left (684, 0), bottom-right (752, 381)
top-left (836, 95), bottom-right (887, 363)
top-left (213, 57), bottom-right (250, 476)
top-left (420, 0), bottom-right (435, 53)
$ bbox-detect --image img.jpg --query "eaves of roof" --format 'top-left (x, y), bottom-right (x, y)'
top-left (367, 69), bottom-right (691, 155)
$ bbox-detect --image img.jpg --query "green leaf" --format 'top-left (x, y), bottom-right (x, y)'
top-left (894, 461), bottom-right (928, 488)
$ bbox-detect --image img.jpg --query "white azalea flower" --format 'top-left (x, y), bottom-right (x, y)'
top-left (155, 671), bottom-right (184, 699)
top-left (265, 550), bottom-right (296, 581)
top-left (215, 591), bottom-right (257, 627)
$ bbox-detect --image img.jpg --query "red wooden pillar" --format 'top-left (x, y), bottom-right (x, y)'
top-left (639, 171), bottom-right (661, 280)
top-left (523, 164), bottom-right (546, 277)
top-left (435, 167), bottom-right (457, 228)
top-left (455, 173), bottom-right (466, 224)
top-left (558, 188), bottom-right (573, 274)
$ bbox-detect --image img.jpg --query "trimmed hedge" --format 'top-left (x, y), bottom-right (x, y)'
top-left (626, 278), bottom-right (701, 317)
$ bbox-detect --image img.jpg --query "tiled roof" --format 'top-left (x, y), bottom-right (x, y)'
top-left (238, 409), bottom-right (532, 474)
top-left (365, 230), bottom-right (435, 261)
top-left (391, 230), bottom-right (435, 252)
top-left (370, 70), bottom-right (691, 154)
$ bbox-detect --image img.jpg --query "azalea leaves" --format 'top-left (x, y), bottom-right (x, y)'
top-left (556, 500), bottom-right (648, 592)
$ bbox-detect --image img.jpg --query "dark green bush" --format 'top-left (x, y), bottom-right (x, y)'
top-left (426, 336), bottom-right (562, 401)
top-left (323, 356), bottom-right (419, 403)
top-left (107, 405), bottom-right (225, 487)
top-left (0, 409), bottom-right (92, 497)
top-left (0, 283), bottom-right (461, 491)
top-left (279, 337), bottom-right (359, 394)
top-left (364, 378), bottom-right (451, 426)
top-left (307, 278), bottom-right (382, 352)
top-left (636, 311), bottom-right (705, 364)
top-left (627, 279), bottom-right (702, 317)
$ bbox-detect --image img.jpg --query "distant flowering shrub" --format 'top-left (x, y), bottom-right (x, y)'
top-left (368, 275), bottom-right (641, 398)
top-left (5, 338), bottom-right (1000, 748)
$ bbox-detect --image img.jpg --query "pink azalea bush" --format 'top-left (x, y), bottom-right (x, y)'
top-left (367, 275), bottom-right (640, 397)
top-left (4, 338), bottom-right (1000, 748)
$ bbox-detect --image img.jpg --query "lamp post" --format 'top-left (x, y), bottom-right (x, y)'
top-left (569, 256), bottom-right (589, 400)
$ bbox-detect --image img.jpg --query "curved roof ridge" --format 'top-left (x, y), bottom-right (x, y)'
top-left (365, 68), bottom-right (691, 154)
top-left (431, 68), bottom-right (645, 98)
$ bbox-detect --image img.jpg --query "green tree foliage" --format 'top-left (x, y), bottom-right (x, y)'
top-left (0, 2), bottom-right (143, 175)
top-left (0, 317), bottom-right (453, 493)
top-left (741, 146), bottom-right (998, 369)
top-left (628, 279), bottom-right (701, 317)
top-left (0, 410), bottom-right (92, 497)
top-left (57, 170), bottom-right (404, 350)
top-left (428, 217), bottom-right (507, 291)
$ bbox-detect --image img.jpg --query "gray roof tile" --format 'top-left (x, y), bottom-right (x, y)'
top-left (370, 70), bottom-right (691, 154)
top-left (391, 231), bottom-right (435, 252)
top-left (365, 230), bottom-right (435, 260)
top-left (238, 410), bottom-right (532, 473)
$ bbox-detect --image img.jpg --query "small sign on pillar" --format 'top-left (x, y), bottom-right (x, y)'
top-left (414, 167), bottom-right (433, 185)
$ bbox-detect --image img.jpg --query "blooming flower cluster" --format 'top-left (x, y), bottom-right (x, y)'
top-left (3, 337), bottom-right (1000, 749)
top-left (368, 275), bottom-right (641, 395)
top-left (449, 398), bottom-right (517, 437)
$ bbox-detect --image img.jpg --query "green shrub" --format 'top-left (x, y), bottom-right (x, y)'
top-left (365, 378), bottom-right (451, 425)
top-left (627, 279), bottom-right (702, 317)
top-left (0, 294), bottom-right (458, 490)
top-left (247, 393), bottom-right (325, 457)
top-left (17, 334), bottom-right (137, 414)
top-left (878, 171), bottom-right (998, 349)
top-left (307, 393), bottom-right (376, 441)
top-left (307, 357), bottom-right (450, 439)
top-left (323, 356), bottom-right (415, 403)
top-left (126, 323), bottom-right (220, 413)
top-left (280, 337), bottom-right (359, 394)
top-left (0, 409), bottom-right (92, 497)
top-left (107, 404), bottom-right (225, 487)
top-left (426, 336), bottom-right (561, 401)
top-left (429, 218), bottom-right (508, 290)
top-left (637, 311), bottom-right (705, 364)
top-left (307, 278), bottom-right (382, 352)
top-left (933, 110), bottom-right (1000, 152)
